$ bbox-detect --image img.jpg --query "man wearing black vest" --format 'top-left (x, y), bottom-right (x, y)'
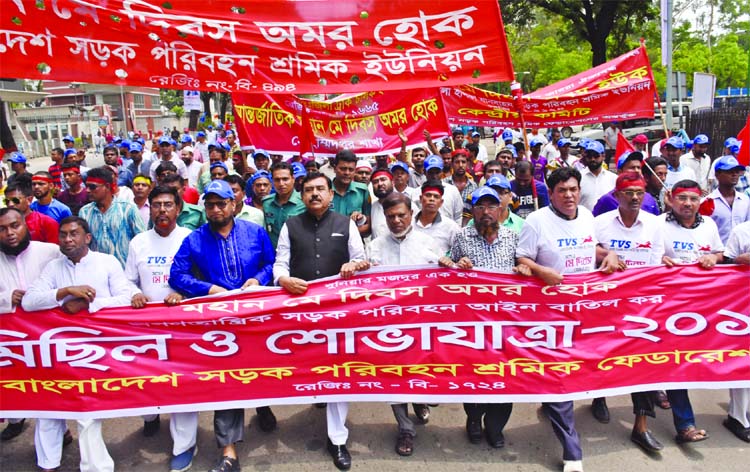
top-left (273, 172), bottom-right (368, 470)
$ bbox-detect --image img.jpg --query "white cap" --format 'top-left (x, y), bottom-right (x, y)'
top-left (356, 159), bottom-right (373, 171)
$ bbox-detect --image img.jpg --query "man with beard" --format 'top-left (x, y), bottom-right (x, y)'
top-left (4, 175), bottom-right (59, 244)
top-left (593, 172), bottom-right (666, 452)
top-left (681, 134), bottom-right (712, 191)
top-left (0, 208), bottom-right (62, 446)
top-left (367, 191), bottom-right (439, 456)
top-left (274, 172), bottom-right (368, 470)
top-left (181, 145), bottom-right (203, 188)
top-left (170, 179), bottom-right (275, 472)
top-left (30, 171), bottom-right (72, 223)
top-left (443, 150), bottom-right (477, 225)
top-left (369, 168), bottom-right (395, 240)
top-left (516, 167), bottom-right (620, 472)
top-left (149, 137), bottom-right (188, 183)
top-left (126, 185), bottom-right (198, 471)
top-left (438, 187), bottom-right (529, 451)
top-left (23, 216), bottom-right (140, 472)
top-left (412, 180), bottom-right (460, 255)
top-left (495, 148), bottom-right (516, 180)
top-left (579, 141), bottom-right (617, 211)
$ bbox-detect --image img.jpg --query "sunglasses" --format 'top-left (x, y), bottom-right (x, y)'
top-left (85, 183), bottom-right (103, 191)
top-left (204, 200), bottom-right (231, 210)
top-left (3, 197), bottom-right (22, 205)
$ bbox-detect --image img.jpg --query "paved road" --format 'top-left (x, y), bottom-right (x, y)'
top-left (2, 391), bottom-right (748, 471)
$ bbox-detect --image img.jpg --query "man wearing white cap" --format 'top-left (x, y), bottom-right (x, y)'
top-left (470, 131), bottom-right (488, 163)
top-left (353, 159), bottom-right (372, 185)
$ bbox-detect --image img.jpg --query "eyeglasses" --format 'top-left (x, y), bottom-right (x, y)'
top-left (622, 190), bottom-right (645, 198)
top-left (85, 183), bottom-right (103, 191)
top-left (204, 200), bottom-right (231, 210)
top-left (151, 202), bottom-right (176, 210)
top-left (3, 197), bottom-right (21, 205)
top-left (474, 204), bottom-right (500, 212)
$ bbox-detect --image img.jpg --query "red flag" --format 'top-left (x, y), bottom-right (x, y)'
top-left (737, 114), bottom-right (750, 167)
top-left (615, 131), bottom-right (635, 159)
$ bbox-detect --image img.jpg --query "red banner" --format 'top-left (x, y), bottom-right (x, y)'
top-left (0, 0), bottom-right (514, 94)
top-left (441, 46), bottom-right (657, 128)
top-left (233, 91), bottom-right (449, 156)
top-left (1, 265), bottom-right (749, 420)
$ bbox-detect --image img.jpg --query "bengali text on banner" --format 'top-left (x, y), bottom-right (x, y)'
top-left (0, 0), bottom-right (513, 94)
top-left (1, 265), bottom-right (749, 420)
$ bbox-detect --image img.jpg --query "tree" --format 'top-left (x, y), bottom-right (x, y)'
top-left (171, 105), bottom-right (185, 120)
top-left (200, 91), bottom-right (214, 120)
top-left (501, 1), bottom-right (656, 66)
top-left (159, 89), bottom-right (183, 109)
top-left (218, 93), bottom-right (231, 124)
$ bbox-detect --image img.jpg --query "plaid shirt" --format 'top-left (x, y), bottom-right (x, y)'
top-left (449, 225), bottom-right (518, 272)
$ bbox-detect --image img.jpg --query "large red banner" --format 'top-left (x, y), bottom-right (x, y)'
top-left (0, 0), bottom-right (514, 94)
top-left (441, 46), bottom-right (656, 128)
top-left (1, 265), bottom-right (749, 420)
top-left (233, 91), bottom-right (449, 156)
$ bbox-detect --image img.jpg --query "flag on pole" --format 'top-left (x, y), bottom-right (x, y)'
top-left (736, 114), bottom-right (749, 167)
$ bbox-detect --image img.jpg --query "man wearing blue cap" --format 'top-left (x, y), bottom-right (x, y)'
top-left (529, 138), bottom-right (548, 182)
top-left (701, 156), bottom-right (750, 243)
top-left (662, 136), bottom-right (697, 189)
top-left (579, 141), bottom-right (617, 211)
top-left (485, 174), bottom-right (524, 233)
top-left (62, 134), bottom-right (75, 150)
top-left (149, 137), bottom-right (187, 182)
top-left (194, 131), bottom-right (208, 163)
top-left (470, 131), bottom-right (489, 163)
top-left (126, 142), bottom-right (152, 178)
top-left (170, 179), bottom-right (274, 472)
top-left (439, 186), bottom-right (528, 451)
top-left (681, 134), bottom-right (712, 190)
top-left (7, 152), bottom-right (31, 186)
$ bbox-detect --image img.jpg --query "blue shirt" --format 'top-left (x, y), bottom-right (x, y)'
top-left (31, 199), bottom-right (72, 223)
top-left (170, 219), bottom-right (275, 297)
top-left (79, 200), bottom-right (146, 268)
top-left (592, 190), bottom-right (660, 217)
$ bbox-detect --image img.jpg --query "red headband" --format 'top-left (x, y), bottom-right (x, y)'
top-left (86, 177), bottom-right (112, 189)
top-left (615, 175), bottom-right (646, 191)
top-left (422, 185), bottom-right (444, 196)
top-left (31, 176), bottom-right (55, 184)
top-left (672, 186), bottom-right (701, 197)
top-left (64, 166), bottom-right (81, 174)
top-left (371, 169), bottom-right (393, 181)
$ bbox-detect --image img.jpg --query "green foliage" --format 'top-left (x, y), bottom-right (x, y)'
top-left (160, 89), bottom-right (183, 109)
top-left (170, 105), bottom-right (185, 120)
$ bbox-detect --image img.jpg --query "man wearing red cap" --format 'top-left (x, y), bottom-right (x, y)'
top-left (632, 134), bottom-right (649, 156)
top-left (594, 172), bottom-right (666, 452)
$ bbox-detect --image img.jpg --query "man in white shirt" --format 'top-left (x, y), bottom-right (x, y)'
top-left (700, 156), bottom-right (750, 243)
top-left (412, 180), bottom-right (460, 255)
top-left (369, 168), bottom-right (395, 240)
top-left (150, 136), bottom-right (188, 183)
top-left (412, 155), bottom-right (463, 225)
top-left (125, 185), bottom-right (198, 472)
top-left (579, 141), bottom-right (617, 211)
top-left (662, 136), bottom-right (696, 189)
top-left (181, 146), bottom-right (203, 188)
top-left (680, 134), bottom-right (712, 191)
top-left (594, 172), bottom-right (666, 453)
top-left (23, 216), bottom-right (141, 472)
top-left (723, 221), bottom-right (750, 443)
top-left (0, 208), bottom-right (64, 452)
top-left (660, 179), bottom-right (722, 445)
top-left (367, 191), bottom-right (439, 456)
top-left (516, 167), bottom-right (620, 472)
top-left (470, 131), bottom-right (489, 163)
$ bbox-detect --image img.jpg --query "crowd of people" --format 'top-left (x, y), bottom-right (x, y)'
top-left (1, 123), bottom-right (749, 472)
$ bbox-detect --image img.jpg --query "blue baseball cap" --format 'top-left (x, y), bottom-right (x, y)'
top-left (424, 155), bottom-right (444, 171)
top-left (119, 140), bottom-right (131, 148)
top-left (485, 174), bottom-right (511, 191)
top-left (62, 134), bottom-right (74, 142)
top-left (196, 131), bottom-right (206, 138)
top-left (168, 138), bottom-right (178, 146)
top-left (471, 131), bottom-right (480, 138)
top-left (158, 136), bottom-right (171, 145)
top-left (63, 149), bottom-right (77, 157)
top-left (204, 179), bottom-right (234, 199)
top-left (501, 129), bottom-right (514, 142)
top-left (129, 142), bottom-right (143, 153)
top-left (585, 140), bottom-right (605, 154)
top-left (714, 155), bottom-right (746, 172)
top-left (291, 161), bottom-right (307, 179)
top-left (665, 136), bottom-right (684, 149)
top-left (693, 134), bottom-right (710, 145)
top-left (530, 137), bottom-right (544, 148)
top-left (181, 135), bottom-right (193, 143)
top-left (616, 151), bottom-right (644, 169)
top-left (253, 149), bottom-right (270, 160)
top-left (210, 161), bottom-right (229, 172)
top-left (724, 137), bottom-right (738, 148)
top-left (207, 125), bottom-right (214, 129)
top-left (136, 137), bottom-right (145, 145)
top-left (9, 152), bottom-right (27, 164)
top-left (112, 136), bottom-right (122, 143)
top-left (471, 187), bottom-right (501, 205)
top-left (389, 161), bottom-right (409, 174)
top-left (557, 138), bottom-right (572, 148)
top-left (249, 170), bottom-right (271, 184)
top-left (225, 129), bottom-right (234, 136)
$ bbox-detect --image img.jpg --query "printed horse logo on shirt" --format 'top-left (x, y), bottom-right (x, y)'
top-left (636, 241), bottom-right (652, 249)
top-left (698, 245), bottom-right (712, 252)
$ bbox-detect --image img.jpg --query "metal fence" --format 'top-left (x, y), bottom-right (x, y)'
top-left (687, 100), bottom-right (750, 158)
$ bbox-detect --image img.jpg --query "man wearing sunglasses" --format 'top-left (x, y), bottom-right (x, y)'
top-left (4, 175), bottom-right (59, 244)
top-left (170, 179), bottom-right (275, 472)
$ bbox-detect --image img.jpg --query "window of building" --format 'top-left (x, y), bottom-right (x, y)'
top-left (133, 94), bottom-right (145, 108)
